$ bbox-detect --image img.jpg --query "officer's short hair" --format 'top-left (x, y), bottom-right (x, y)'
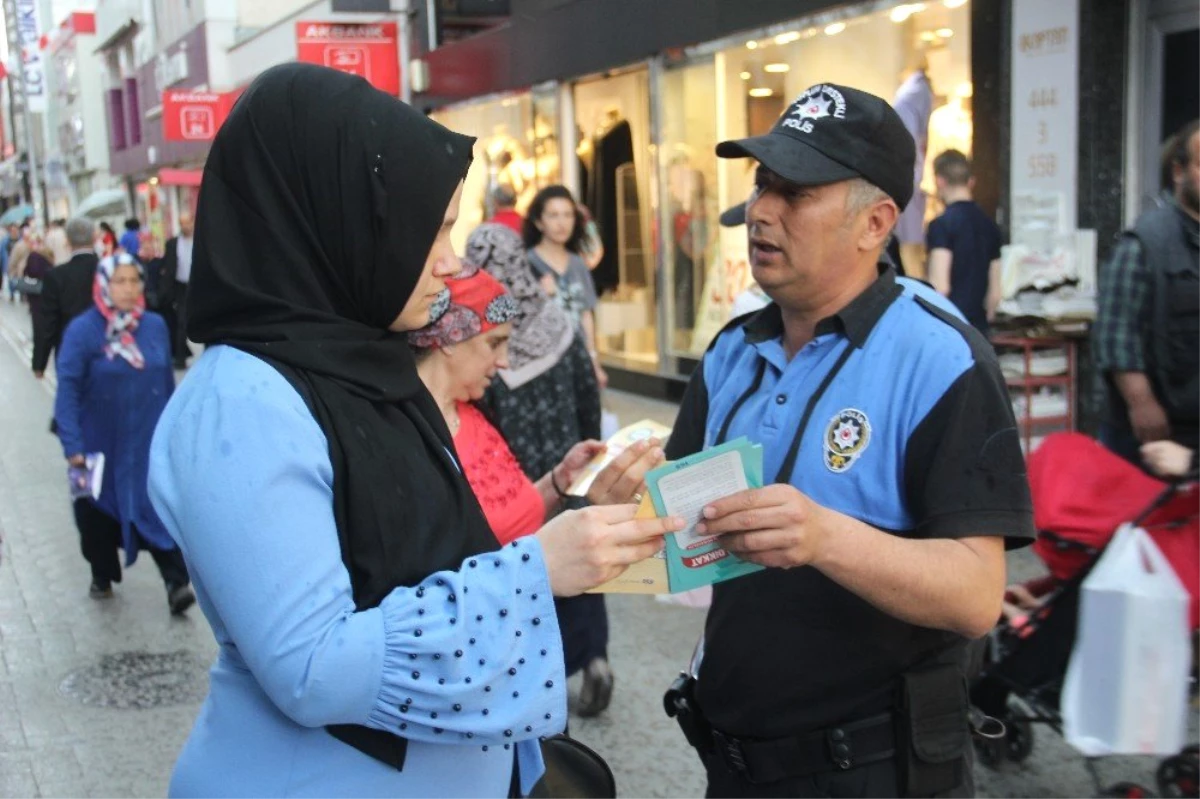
top-left (66, 217), bottom-right (95, 248)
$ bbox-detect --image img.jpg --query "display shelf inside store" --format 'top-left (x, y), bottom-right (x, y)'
top-left (992, 334), bottom-right (1077, 455)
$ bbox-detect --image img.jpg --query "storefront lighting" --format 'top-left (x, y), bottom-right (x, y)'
top-left (764, 63), bottom-right (790, 73)
top-left (774, 31), bottom-right (801, 45)
top-left (824, 22), bottom-right (846, 35)
top-left (149, 177), bottom-right (159, 185)
top-left (889, 3), bottom-right (926, 23)
top-left (749, 87), bottom-right (775, 98)
top-left (920, 30), bottom-right (937, 41)
top-left (936, 27), bottom-right (954, 37)
top-left (746, 40), bottom-right (759, 50)
top-left (740, 71), bottom-right (752, 80)
top-left (801, 27), bottom-right (819, 38)
top-left (943, 0), bottom-right (967, 7)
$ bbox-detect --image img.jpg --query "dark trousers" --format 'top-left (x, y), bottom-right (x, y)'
top-left (704, 747), bottom-right (974, 799)
top-left (172, 281), bottom-right (191, 363)
top-left (554, 593), bottom-right (609, 675)
top-left (73, 499), bottom-right (189, 589)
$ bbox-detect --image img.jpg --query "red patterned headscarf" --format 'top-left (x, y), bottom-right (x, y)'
top-left (408, 261), bottom-right (518, 350)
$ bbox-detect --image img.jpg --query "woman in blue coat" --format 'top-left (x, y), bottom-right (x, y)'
top-left (54, 252), bottom-right (195, 614)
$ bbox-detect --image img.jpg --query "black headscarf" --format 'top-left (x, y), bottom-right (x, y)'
top-left (187, 62), bottom-right (500, 769)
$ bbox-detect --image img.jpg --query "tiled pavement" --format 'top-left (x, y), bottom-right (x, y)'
top-left (0, 295), bottom-right (1189, 797)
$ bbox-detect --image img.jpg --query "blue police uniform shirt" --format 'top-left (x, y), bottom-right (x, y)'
top-left (665, 268), bottom-right (1034, 739)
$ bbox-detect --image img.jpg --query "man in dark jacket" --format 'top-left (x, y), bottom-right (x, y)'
top-left (158, 211), bottom-right (194, 368)
top-left (33, 218), bottom-right (98, 378)
top-left (1093, 119), bottom-right (1200, 463)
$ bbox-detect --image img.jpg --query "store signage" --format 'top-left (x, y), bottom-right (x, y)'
top-left (162, 91), bottom-right (237, 142)
top-left (15, 0), bottom-right (46, 113)
top-left (1010, 0), bottom-right (1079, 230)
top-left (295, 21), bottom-right (400, 96)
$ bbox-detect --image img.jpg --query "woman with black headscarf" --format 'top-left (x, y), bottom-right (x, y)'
top-left (147, 63), bottom-right (681, 797)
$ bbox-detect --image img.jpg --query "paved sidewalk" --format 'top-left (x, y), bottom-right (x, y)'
top-left (0, 294), bottom-right (1188, 798)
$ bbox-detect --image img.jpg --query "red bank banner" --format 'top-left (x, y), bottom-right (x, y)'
top-left (162, 91), bottom-right (239, 142)
top-left (295, 21), bottom-right (400, 96)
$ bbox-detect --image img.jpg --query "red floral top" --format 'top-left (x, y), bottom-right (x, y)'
top-left (454, 402), bottom-right (546, 545)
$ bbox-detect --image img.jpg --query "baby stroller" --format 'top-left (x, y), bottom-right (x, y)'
top-left (969, 433), bottom-right (1199, 797)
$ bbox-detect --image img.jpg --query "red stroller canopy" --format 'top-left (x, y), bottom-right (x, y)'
top-left (1027, 433), bottom-right (1199, 628)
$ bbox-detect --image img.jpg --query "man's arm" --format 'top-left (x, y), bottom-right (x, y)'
top-left (927, 248), bottom-right (953, 296)
top-left (32, 272), bottom-right (61, 375)
top-left (1092, 237), bottom-right (1166, 441)
top-left (985, 258), bottom-right (1003, 321)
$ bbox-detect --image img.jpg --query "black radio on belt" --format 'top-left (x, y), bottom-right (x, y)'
top-left (664, 672), bottom-right (713, 760)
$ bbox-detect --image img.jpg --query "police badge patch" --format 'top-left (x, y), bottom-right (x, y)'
top-left (823, 409), bottom-right (871, 473)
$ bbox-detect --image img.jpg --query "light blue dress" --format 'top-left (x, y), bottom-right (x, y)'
top-left (148, 346), bottom-right (567, 797)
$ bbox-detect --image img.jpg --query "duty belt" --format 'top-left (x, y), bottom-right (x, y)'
top-left (710, 712), bottom-right (896, 784)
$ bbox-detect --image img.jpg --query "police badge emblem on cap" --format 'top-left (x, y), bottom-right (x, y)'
top-left (782, 84), bottom-right (848, 134)
top-left (824, 409), bottom-right (871, 473)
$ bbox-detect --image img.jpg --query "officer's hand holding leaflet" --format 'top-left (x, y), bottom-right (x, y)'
top-left (696, 484), bottom-right (1007, 639)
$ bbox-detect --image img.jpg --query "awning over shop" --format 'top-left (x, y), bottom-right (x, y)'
top-left (157, 168), bottom-right (203, 187)
top-left (74, 188), bottom-right (129, 220)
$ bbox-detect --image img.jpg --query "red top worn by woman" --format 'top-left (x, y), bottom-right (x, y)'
top-left (454, 401), bottom-right (545, 545)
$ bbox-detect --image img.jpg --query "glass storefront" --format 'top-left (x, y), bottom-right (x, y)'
top-left (429, 0), bottom-right (974, 379)
top-left (571, 69), bottom-right (657, 371)
top-left (431, 87), bottom-right (561, 253)
top-left (661, 0), bottom-right (974, 359)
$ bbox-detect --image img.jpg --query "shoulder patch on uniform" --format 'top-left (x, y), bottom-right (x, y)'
top-left (824, 408), bottom-right (871, 473)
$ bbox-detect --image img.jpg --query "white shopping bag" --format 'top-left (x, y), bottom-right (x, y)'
top-left (1061, 523), bottom-right (1191, 756)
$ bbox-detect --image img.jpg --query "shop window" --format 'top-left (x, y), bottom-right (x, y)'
top-left (125, 77), bottom-right (142, 145)
top-left (431, 90), bottom-right (559, 254)
top-left (660, 0), bottom-right (973, 352)
top-left (108, 87), bottom-right (127, 151)
top-left (573, 69), bottom-right (655, 371)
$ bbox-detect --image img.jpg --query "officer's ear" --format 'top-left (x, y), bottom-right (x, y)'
top-left (857, 198), bottom-right (898, 254)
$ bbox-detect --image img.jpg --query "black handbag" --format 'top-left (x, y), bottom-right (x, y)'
top-left (527, 734), bottom-right (616, 799)
top-left (12, 275), bottom-right (42, 295)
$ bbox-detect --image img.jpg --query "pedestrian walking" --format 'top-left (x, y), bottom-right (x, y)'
top-left (19, 231), bottom-right (54, 338)
top-left (158, 211), bottom-right (195, 368)
top-left (472, 222), bottom-right (619, 716)
top-left (119, 218), bottom-right (142, 261)
top-left (45, 218), bottom-right (71, 265)
top-left (54, 253), bottom-right (192, 611)
top-left (925, 149), bottom-right (1003, 335)
top-left (33, 218), bottom-right (100, 379)
top-left (97, 221), bottom-right (118, 259)
top-left (1093, 119), bottom-right (1199, 464)
top-left (523, 185), bottom-right (607, 388)
top-left (146, 63), bottom-right (681, 797)
top-left (7, 222), bottom-right (33, 302)
top-left (2, 221), bottom-right (22, 300)
top-left (487, 183), bottom-right (524, 235)
top-left (663, 83), bottom-right (1033, 798)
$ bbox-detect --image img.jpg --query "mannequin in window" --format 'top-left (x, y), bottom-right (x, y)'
top-left (667, 154), bottom-right (709, 334)
top-left (921, 83), bottom-right (974, 217)
top-left (584, 106), bottom-right (634, 295)
top-left (893, 62), bottom-right (934, 278)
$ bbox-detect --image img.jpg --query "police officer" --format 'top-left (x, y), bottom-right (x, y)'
top-left (664, 83), bottom-right (1034, 798)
